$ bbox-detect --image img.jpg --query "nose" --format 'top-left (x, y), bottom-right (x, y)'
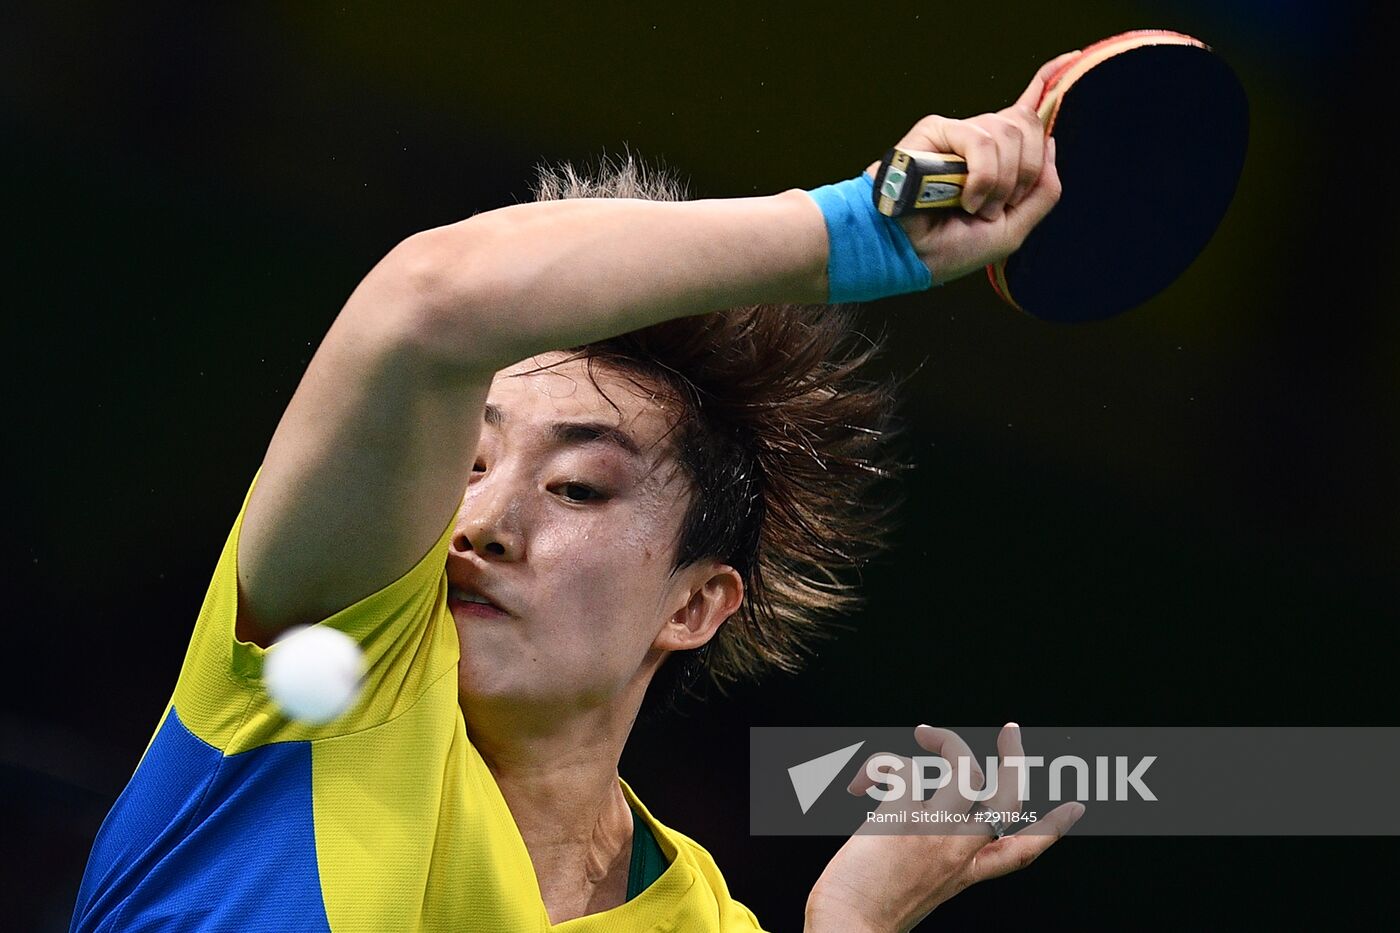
top-left (449, 473), bottom-right (524, 562)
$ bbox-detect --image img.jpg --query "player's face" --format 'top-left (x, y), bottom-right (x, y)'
top-left (446, 351), bottom-right (711, 721)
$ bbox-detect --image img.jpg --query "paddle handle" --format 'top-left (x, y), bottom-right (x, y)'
top-left (872, 147), bottom-right (968, 217)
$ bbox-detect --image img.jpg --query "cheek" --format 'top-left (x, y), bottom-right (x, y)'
top-left (534, 511), bottom-right (676, 613)
top-left (535, 498), bottom-right (673, 563)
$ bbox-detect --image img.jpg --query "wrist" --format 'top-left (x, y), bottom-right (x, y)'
top-left (773, 188), bottom-right (835, 305)
top-left (801, 173), bottom-right (932, 304)
top-left (805, 887), bottom-right (889, 933)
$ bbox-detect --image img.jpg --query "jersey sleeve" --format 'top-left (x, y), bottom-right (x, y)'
top-left (169, 469), bottom-right (462, 755)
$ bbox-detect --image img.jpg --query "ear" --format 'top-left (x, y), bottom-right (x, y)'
top-left (655, 563), bottom-right (744, 652)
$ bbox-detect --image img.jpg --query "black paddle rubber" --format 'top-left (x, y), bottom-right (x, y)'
top-left (1003, 43), bottom-right (1249, 322)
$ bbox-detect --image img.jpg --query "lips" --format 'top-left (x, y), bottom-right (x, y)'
top-left (447, 584), bottom-right (510, 618)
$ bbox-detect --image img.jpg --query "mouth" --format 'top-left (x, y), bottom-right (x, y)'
top-left (447, 584), bottom-right (510, 619)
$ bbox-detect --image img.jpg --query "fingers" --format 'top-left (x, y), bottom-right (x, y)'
top-left (913, 724), bottom-right (984, 793)
top-left (885, 48), bottom-right (1077, 222)
top-left (896, 104), bottom-right (1044, 219)
top-left (848, 728), bottom-right (988, 809)
top-left (965, 108), bottom-right (1045, 214)
top-left (1014, 50), bottom-right (1081, 113)
top-left (969, 801), bottom-right (1085, 882)
top-left (845, 746), bottom-right (979, 809)
top-left (973, 49), bottom-right (1075, 214)
top-left (987, 51), bottom-right (1076, 212)
top-left (912, 725), bottom-right (990, 832)
top-left (963, 114), bottom-right (1018, 218)
top-left (982, 723), bottom-right (1027, 817)
top-left (1003, 101), bottom-right (1046, 208)
top-left (846, 751), bottom-right (960, 839)
top-left (1003, 135), bottom-right (1061, 242)
top-left (847, 751), bottom-right (901, 797)
top-left (895, 115), bottom-right (999, 216)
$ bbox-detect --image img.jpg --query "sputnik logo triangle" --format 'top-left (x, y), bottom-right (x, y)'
top-left (787, 741), bottom-right (866, 814)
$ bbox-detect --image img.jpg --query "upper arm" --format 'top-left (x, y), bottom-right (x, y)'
top-left (235, 239), bottom-right (491, 645)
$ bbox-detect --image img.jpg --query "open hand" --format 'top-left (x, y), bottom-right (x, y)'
top-left (804, 723), bottom-right (1084, 932)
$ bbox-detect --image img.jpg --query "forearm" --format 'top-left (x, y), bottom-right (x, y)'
top-left (394, 188), bottom-right (830, 371)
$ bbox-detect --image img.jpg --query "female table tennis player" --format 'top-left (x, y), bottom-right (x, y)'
top-left (70, 52), bottom-right (1085, 933)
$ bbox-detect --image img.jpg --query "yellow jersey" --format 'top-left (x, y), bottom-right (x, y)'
top-left (71, 473), bottom-right (768, 932)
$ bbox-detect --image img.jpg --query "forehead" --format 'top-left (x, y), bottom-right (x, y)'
top-left (488, 352), bottom-right (678, 456)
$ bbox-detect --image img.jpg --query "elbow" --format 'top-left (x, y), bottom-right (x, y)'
top-left (374, 226), bottom-right (527, 374)
top-left (385, 228), bottom-right (479, 312)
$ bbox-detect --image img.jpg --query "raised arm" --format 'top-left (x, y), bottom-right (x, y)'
top-left (235, 63), bottom-right (1062, 644)
top-left (235, 191), bottom-right (829, 644)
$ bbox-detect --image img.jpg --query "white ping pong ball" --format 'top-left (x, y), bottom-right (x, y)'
top-left (263, 624), bottom-right (366, 724)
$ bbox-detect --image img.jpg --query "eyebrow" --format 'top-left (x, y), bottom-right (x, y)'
top-left (482, 403), bottom-right (643, 458)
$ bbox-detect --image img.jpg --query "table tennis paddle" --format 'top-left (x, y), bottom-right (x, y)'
top-left (872, 30), bottom-right (1249, 323)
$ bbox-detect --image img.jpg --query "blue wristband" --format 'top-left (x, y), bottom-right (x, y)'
top-left (803, 173), bottom-right (933, 304)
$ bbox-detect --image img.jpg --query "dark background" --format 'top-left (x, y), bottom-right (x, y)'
top-left (5, 1), bottom-right (1393, 929)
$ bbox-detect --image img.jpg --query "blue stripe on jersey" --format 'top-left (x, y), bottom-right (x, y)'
top-left (71, 707), bottom-right (330, 932)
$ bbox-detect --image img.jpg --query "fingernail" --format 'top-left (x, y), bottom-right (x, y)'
top-left (1005, 722), bottom-right (1019, 730)
top-left (1070, 802), bottom-right (1086, 822)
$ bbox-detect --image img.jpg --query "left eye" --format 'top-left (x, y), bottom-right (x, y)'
top-left (556, 482), bottom-right (602, 503)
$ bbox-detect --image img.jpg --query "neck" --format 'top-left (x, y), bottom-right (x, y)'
top-left (463, 685), bottom-right (649, 922)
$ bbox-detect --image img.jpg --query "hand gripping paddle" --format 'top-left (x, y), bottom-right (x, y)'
top-left (872, 30), bottom-right (1250, 323)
